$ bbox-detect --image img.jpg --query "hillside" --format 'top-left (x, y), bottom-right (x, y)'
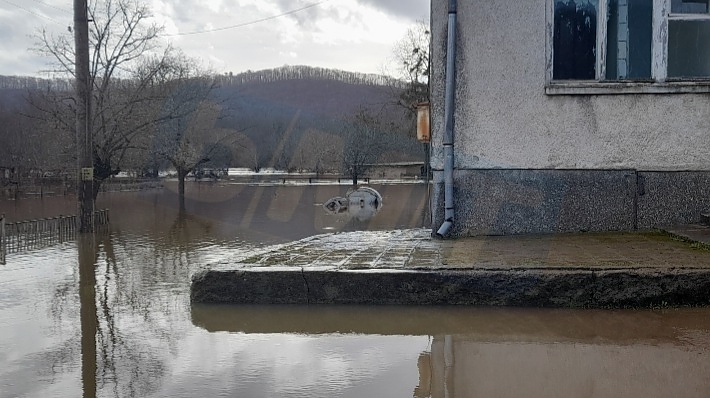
top-left (0, 66), bottom-right (409, 123)
top-left (0, 66), bottom-right (422, 173)
top-left (0, 88), bottom-right (27, 111)
top-left (214, 65), bottom-right (405, 118)
top-left (224, 78), bottom-right (396, 118)
top-left (0, 65), bottom-right (405, 119)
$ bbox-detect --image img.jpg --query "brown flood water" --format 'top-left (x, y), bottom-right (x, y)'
top-left (1, 182), bottom-right (710, 398)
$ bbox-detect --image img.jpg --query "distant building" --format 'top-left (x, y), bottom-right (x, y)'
top-left (366, 162), bottom-right (426, 179)
top-left (0, 166), bottom-right (15, 185)
top-left (430, 0), bottom-right (710, 237)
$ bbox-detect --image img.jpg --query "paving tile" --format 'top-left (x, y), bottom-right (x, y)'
top-left (227, 228), bottom-right (710, 271)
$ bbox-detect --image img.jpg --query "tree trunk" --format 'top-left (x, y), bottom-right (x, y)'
top-left (92, 178), bottom-right (103, 201)
top-left (178, 169), bottom-right (188, 198)
top-left (352, 174), bottom-right (358, 187)
top-left (178, 168), bottom-right (188, 212)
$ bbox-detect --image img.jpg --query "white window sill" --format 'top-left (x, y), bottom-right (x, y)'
top-left (545, 80), bottom-right (710, 95)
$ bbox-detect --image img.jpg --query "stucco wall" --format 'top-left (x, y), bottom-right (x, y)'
top-left (430, 0), bottom-right (710, 235)
top-left (430, 0), bottom-right (710, 171)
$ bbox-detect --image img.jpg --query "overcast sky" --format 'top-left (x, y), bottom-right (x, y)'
top-left (0, 0), bottom-right (430, 78)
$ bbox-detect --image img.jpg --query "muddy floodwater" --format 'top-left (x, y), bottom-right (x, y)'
top-left (1, 182), bottom-right (710, 397)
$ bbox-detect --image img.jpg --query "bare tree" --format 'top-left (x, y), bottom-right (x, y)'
top-left (239, 120), bottom-right (291, 172)
top-left (386, 20), bottom-right (432, 177)
top-left (33, 0), bottom-right (200, 199)
top-left (342, 108), bottom-right (382, 187)
top-left (288, 128), bottom-right (342, 175)
top-left (218, 65), bottom-right (404, 87)
top-left (0, 99), bottom-right (73, 196)
top-left (24, 84), bottom-right (77, 169)
top-left (152, 83), bottom-right (236, 202)
top-left (389, 20), bottom-right (431, 115)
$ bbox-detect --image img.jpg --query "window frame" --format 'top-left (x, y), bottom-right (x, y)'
top-left (545, 0), bottom-right (710, 94)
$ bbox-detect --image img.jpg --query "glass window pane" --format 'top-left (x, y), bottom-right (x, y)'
top-left (605, 0), bottom-right (652, 80)
top-left (668, 20), bottom-right (710, 78)
top-left (553, 0), bottom-right (598, 80)
top-left (671, 0), bottom-right (708, 13)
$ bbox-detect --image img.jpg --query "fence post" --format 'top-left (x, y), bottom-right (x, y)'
top-left (1, 214), bottom-right (5, 264)
top-left (0, 210), bottom-right (108, 260)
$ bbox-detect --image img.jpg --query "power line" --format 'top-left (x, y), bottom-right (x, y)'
top-left (1, 0), bottom-right (65, 26)
top-left (164, 0), bottom-right (331, 37)
top-left (30, 0), bottom-right (72, 15)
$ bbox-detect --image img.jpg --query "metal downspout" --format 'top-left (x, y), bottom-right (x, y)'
top-left (436, 0), bottom-right (457, 238)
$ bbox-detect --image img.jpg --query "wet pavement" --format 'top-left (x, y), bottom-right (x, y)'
top-left (213, 227), bottom-right (710, 271)
top-left (193, 227), bottom-right (710, 307)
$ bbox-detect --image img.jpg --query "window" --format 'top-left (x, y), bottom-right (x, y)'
top-left (553, 0), bottom-right (599, 80)
top-left (606, 0), bottom-right (653, 80)
top-left (548, 0), bottom-right (710, 92)
top-left (667, 0), bottom-right (710, 78)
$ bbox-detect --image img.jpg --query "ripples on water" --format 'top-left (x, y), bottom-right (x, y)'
top-left (1, 184), bottom-right (709, 397)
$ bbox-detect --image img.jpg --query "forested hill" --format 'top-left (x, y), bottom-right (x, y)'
top-left (218, 78), bottom-right (400, 120)
top-left (210, 66), bottom-right (418, 171)
top-left (217, 65), bottom-right (405, 88)
top-left (0, 75), bottom-right (72, 91)
top-left (0, 66), bottom-right (420, 172)
top-left (0, 65), bottom-right (404, 94)
top-left (0, 65), bottom-right (406, 121)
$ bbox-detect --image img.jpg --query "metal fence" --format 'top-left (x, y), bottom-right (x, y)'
top-left (0, 209), bottom-right (109, 264)
top-left (0, 214), bottom-right (5, 265)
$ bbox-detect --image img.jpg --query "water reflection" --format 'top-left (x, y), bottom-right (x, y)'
top-left (76, 231), bottom-right (170, 398)
top-left (4, 184), bottom-right (710, 397)
top-left (191, 305), bottom-right (710, 398)
top-left (0, 183), bottom-right (429, 398)
top-left (78, 235), bottom-right (97, 398)
top-left (323, 187), bottom-right (383, 222)
top-left (0, 183), bottom-right (429, 243)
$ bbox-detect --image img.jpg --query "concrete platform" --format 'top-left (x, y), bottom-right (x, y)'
top-left (191, 228), bottom-right (710, 308)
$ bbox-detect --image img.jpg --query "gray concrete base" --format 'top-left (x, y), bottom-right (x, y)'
top-left (191, 268), bottom-right (710, 308)
top-left (432, 169), bottom-right (710, 237)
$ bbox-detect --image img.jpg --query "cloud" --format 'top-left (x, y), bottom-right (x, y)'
top-left (356, 0), bottom-right (429, 22)
top-left (152, 0), bottom-right (418, 74)
top-left (0, 0), bottom-right (430, 77)
top-left (0, 0), bottom-right (69, 75)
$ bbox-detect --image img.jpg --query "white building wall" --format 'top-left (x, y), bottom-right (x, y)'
top-left (430, 0), bottom-right (710, 172)
top-left (430, 0), bottom-right (710, 236)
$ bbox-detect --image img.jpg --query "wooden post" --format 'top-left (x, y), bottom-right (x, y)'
top-left (75, 0), bottom-right (94, 233)
top-left (7, 221), bottom-right (11, 253)
top-left (1, 214), bottom-right (5, 265)
top-left (32, 220), bottom-right (37, 248)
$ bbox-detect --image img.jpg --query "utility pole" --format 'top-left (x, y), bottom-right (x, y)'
top-left (74, 0), bottom-right (94, 233)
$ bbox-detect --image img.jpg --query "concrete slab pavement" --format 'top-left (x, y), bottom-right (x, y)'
top-left (192, 228), bottom-right (710, 308)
